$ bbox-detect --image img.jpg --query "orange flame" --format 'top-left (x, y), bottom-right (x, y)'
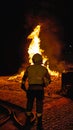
top-left (8, 70), bottom-right (24, 82)
top-left (28, 25), bottom-right (45, 64)
top-left (8, 25), bottom-right (59, 82)
top-left (28, 25), bottom-right (59, 77)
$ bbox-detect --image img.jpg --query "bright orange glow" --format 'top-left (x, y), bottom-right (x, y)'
top-left (8, 71), bottom-right (24, 82)
top-left (28, 25), bottom-right (59, 77)
top-left (28, 25), bottom-right (44, 64)
top-left (8, 25), bottom-right (60, 81)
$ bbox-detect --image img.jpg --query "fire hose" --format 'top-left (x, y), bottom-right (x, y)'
top-left (0, 100), bottom-right (35, 129)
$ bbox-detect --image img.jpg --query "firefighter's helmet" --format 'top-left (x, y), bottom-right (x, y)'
top-left (32, 53), bottom-right (43, 64)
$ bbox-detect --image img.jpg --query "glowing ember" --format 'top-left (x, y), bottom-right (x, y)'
top-left (28, 25), bottom-right (59, 77)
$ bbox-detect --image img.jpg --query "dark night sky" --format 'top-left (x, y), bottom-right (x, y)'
top-left (0, 0), bottom-right (73, 75)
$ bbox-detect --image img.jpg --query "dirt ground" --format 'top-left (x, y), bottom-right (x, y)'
top-left (0, 75), bottom-right (73, 130)
top-left (0, 75), bottom-right (61, 108)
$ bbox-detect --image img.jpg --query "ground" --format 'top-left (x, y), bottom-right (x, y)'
top-left (0, 75), bottom-right (73, 130)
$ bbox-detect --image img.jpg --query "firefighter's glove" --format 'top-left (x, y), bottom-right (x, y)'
top-left (21, 83), bottom-right (27, 92)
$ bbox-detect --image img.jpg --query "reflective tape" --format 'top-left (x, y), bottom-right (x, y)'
top-left (36, 113), bottom-right (42, 117)
top-left (26, 111), bottom-right (31, 116)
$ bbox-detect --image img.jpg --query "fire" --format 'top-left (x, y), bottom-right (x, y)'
top-left (8, 71), bottom-right (24, 82)
top-left (8, 24), bottom-right (59, 82)
top-left (28, 25), bottom-right (43, 64)
top-left (28, 25), bottom-right (59, 77)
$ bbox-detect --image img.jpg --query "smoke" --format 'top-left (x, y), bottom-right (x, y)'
top-left (39, 19), bottom-right (64, 72)
top-left (24, 15), bottom-right (65, 72)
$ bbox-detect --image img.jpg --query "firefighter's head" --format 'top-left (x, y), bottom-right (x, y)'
top-left (32, 53), bottom-right (43, 64)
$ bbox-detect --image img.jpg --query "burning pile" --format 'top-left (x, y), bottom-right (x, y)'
top-left (28, 25), bottom-right (59, 77)
top-left (28, 25), bottom-right (48, 65)
top-left (8, 24), bottom-right (60, 82)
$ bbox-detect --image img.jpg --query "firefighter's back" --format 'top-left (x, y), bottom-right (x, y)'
top-left (27, 64), bottom-right (47, 85)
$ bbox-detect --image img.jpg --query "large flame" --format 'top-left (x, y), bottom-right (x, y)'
top-left (28, 25), bottom-right (59, 77)
top-left (8, 25), bottom-right (59, 82)
top-left (28, 25), bottom-right (46, 64)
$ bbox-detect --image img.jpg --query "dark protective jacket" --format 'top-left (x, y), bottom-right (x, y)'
top-left (22, 64), bottom-right (51, 90)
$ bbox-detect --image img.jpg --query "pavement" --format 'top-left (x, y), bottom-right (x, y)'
top-left (32, 96), bottom-right (73, 130)
top-left (0, 76), bottom-right (73, 130)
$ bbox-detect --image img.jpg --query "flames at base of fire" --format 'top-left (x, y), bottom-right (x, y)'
top-left (8, 71), bottom-right (24, 82)
top-left (8, 24), bottom-right (61, 81)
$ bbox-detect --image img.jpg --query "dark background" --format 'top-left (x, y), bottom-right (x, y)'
top-left (0, 0), bottom-right (73, 75)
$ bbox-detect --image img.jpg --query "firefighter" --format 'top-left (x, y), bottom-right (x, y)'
top-left (21, 53), bottom-right (51, 130)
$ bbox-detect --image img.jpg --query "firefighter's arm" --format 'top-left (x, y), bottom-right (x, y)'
top-left (21, 69), bottom-right (28, 91)
top-left (45, 69), bottom-right (51, 84)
